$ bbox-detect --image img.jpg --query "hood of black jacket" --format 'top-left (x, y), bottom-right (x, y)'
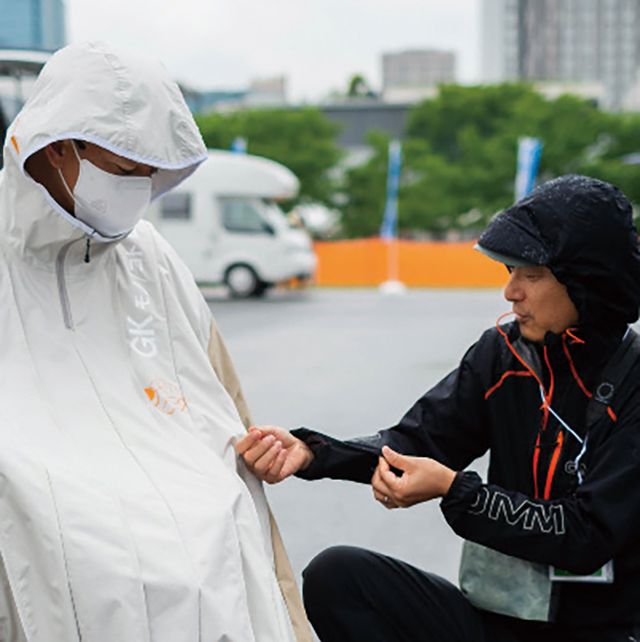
top-left (478, 174), bottom-right (640, 335)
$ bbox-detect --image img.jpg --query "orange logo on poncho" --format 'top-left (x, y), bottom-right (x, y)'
top-left (144, 379), bottom-right (186, 415)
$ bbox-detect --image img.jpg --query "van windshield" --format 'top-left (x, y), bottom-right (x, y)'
top-left (262, 201), bottom-right (291, 229)
top-left (220, 197), bottom-right (284, 234)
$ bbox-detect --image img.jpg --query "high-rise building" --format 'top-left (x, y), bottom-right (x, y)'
top-left (0, 0), bottom-right (67, 51)
top-left (382, 49), bottom-right (456, 103)
top-left (481, 0), bottom-right (640, 110)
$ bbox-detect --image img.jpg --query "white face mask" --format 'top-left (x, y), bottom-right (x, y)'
top-left (58, 142), bottom-right (152, 238)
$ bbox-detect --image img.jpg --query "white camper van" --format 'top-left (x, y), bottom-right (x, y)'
top-left (146, 150), bottom-right (317, 297)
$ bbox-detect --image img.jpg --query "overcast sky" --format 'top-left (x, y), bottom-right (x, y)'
top-left (64, 0), bottom-right (481, 103)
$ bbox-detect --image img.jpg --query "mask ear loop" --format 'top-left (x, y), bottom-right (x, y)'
top-left (57, 167), bottom-right (75, 203)
top-left (57, 140), bottom-right (83, 208)
top-left (56, 142), bottom-right (93, 262)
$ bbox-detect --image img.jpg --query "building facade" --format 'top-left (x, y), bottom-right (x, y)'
top-left (0, 0), bottom-right (66, 51)
top-left (382, 49), bottom-right (456, 102)
top-left (482, 0), bottom-right (640, 110)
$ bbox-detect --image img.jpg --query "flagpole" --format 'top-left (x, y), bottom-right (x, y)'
top-left (379, 139), bottom-right (406, 295)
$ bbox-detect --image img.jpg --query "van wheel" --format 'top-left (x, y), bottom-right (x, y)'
top-left (225, 264), bottom-right (265, 298)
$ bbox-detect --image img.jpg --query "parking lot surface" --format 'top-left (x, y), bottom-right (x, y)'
top-left (208, 287), bottom-right (507, 587)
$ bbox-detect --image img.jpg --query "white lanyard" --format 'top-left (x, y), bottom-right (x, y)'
top-left (539, 387), bottom-right (588, 484)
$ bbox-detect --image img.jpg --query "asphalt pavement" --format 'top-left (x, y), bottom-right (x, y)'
top-left (207, 286), bottom-right (507, 591)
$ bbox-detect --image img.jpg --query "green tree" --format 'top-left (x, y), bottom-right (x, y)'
top-left (341, 83), bottom-right (637, 238)
top-left (340, 131), bottom-right (390, 237)
top-left (406, 83), bottom-right (543, 162)
top-left (195, 87), bottom-right (640, 238)
top-left (195, 109), bottom-right (343, 206)
top-left (347, 74), bottom-right (375, 98)
top-left (578, 113), bottom-right (640, 205)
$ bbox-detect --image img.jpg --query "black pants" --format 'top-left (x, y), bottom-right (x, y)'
top-left (302, 545), bottom-right (630, 642)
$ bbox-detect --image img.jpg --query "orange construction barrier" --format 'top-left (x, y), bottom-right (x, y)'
top-left (313, 239), bottom-right (508, 288)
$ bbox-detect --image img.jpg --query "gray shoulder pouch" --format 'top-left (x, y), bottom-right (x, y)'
top-left (459, 540), bottom-right (552, 621)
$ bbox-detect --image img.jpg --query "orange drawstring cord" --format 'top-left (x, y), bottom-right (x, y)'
top-left (495, 313), bottom-right (553, 419)
top-left (565, 328), bottom-right (585, 345)
top-left (495, 313), bottom-right (550, 398)
top-left (533, 433), bottom-right (541, 498)
top-left (562, 329), bottom-right (618, 423)
top-left (562, 332), bottom-right (592, 399)
top-left (533, 345), bottom-right (557, 498)
top-left (544, 431), bottom-right (564, 500)
top-left (485, 370), bottom-right (534, 399)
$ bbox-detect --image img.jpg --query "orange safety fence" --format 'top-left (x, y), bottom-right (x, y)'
top-left (313, 238), bottom-right (508, 288)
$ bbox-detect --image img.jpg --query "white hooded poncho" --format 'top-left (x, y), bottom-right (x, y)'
top-left (0, 42), bottom-right (307, 642)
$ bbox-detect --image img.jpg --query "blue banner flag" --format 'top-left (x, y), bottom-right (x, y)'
top-left (514, 137), bottom-right (543, 202)
top-left (230, 136), bottom-right (247, 154)
top-left (379, 140), bottom-right (402, 240)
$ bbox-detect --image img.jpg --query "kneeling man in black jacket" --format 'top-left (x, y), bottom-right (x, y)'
top-left (237, 175), bottom-right (640, 642)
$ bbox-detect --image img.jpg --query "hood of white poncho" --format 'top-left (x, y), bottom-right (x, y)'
top-left (2, 40), bottom-right (207, 252)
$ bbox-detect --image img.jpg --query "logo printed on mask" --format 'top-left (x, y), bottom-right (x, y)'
top-left (90, 199), bottom-right (107, 213)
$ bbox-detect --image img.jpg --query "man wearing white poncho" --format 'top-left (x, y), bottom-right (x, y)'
top-left (0, 41), bottom-right (310, 642)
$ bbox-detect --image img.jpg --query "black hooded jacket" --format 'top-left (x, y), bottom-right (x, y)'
top-left (293, 176), bottom-right (640, 636)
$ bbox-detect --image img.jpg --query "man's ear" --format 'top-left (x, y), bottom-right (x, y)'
top-left (43, 140), bottom-right (69, 169)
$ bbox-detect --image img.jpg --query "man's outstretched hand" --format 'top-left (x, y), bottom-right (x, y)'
top-left (236, 426), bottom-right (314, 484)
top-left (371, 446), bottom-right (456, 509)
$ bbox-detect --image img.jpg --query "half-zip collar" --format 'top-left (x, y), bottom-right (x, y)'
top-left (55, 239), bottom-right (80, 330)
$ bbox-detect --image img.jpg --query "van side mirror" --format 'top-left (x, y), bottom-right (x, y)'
top-left (262, 222), bottom-right (275, 235)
